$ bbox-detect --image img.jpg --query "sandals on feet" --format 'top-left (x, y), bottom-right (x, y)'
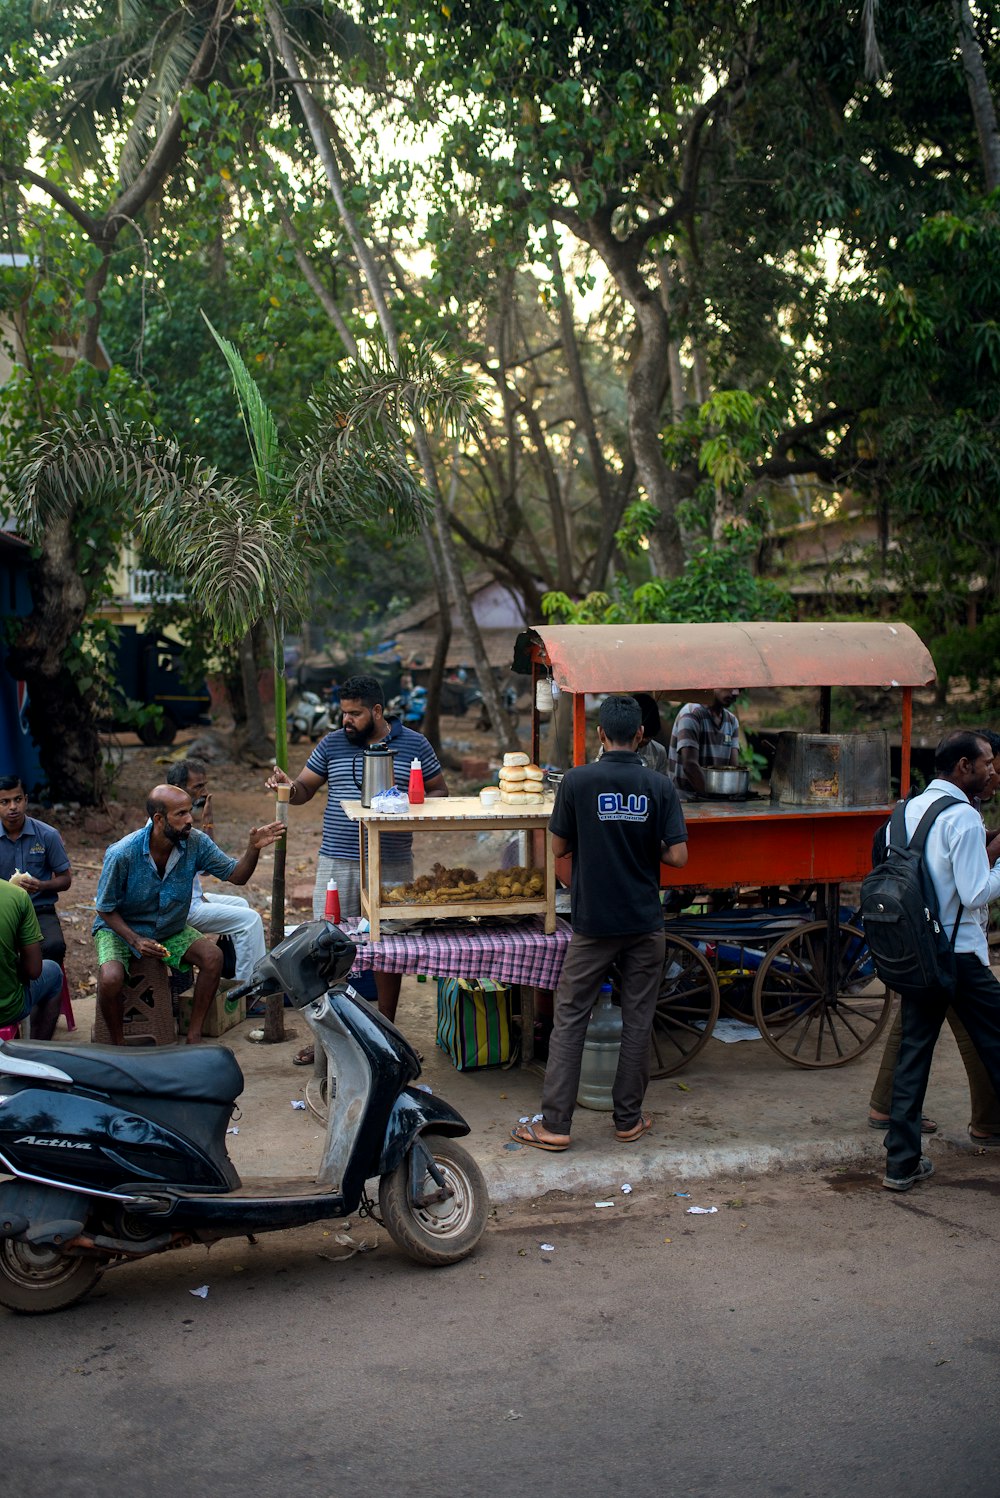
top-left (867, 1113), bottom-right (937, 1134)
top-left (510, 1122), bottom-right (570, 1152)
top-left (614, 1114), bottom-right (652, 1143)
top-left (292, 1046), bottom-right (315, 1067)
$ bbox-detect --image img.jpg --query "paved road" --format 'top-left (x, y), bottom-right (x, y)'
top-left (4, 1155), bottom-right (998, 1498)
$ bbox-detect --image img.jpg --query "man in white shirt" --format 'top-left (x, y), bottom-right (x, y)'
top-left (165, 759), bottom-right (266, 984)
top-left (883, 730), bottom-right (1000, 1191)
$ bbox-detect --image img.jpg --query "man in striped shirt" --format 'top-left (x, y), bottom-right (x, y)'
top-left (667, 689), bottom-right (742, 799)
top-left (267, 674), bottom-right (448, 1025)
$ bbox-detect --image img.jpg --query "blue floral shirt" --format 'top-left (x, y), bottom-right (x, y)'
top-left (92, 825), bottom-right (238, 941)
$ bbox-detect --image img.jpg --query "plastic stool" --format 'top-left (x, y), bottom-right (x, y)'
top-left (92, 956), bottom-right (177, 1046)
top-left (59, 967), bottom-right (76, 1032)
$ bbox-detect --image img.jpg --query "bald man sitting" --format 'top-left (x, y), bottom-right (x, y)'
top-left (92, 785), bottom-right (283, 1044)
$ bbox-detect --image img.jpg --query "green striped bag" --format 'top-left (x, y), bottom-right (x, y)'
top-left (435, 977), bottom-right (512, 1070)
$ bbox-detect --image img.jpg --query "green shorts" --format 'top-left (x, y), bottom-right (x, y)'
top-left (94, 925), bottom-right (204, 974)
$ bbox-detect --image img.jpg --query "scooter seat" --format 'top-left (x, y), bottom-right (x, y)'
top-left (1, 1041), bottom-right (244, 1104)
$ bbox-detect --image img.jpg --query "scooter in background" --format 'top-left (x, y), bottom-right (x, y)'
top-left (287, 690), bottom-right (335, 742)
top-left (386, 684), bottom-right (427, 729)
top-left (0, 922), bottom-right (489, 1314)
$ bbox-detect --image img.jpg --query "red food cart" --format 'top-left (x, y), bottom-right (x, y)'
top-left (513, 621), bottom-right (936, 1073)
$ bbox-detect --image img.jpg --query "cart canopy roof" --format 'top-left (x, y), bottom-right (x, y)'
top-left (512, 622), bottom-right (935, 693)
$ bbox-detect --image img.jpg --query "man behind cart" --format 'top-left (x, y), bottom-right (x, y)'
top-left (667, 689), bottom-right (742, 799)
top-left (265, 673), bottom-right (448, 1038)
top-left (511, 694), bottom-right (688, 1151)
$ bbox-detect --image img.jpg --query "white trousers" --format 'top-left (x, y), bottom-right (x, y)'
top-left (189, 892), bottom-right (266, 981)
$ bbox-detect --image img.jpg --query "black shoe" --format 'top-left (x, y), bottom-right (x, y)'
top-left (882, 1156), bottom-right (934, 1193)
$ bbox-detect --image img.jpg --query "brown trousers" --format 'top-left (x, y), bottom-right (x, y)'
top-left (870, 1004), bottom-right (1000, 1132)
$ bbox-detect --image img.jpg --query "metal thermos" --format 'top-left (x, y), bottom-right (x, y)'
top-left (357, 743), bottom-right (397, 807)
top-left (576, 984), bottom-right (622, 1111)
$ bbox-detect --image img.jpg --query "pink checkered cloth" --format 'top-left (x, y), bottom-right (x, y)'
top-left (344, 917), bottom-right (572, 989)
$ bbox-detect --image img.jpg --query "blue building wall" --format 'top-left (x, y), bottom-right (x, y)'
top-left (0, 545), bottom-right (45, 794)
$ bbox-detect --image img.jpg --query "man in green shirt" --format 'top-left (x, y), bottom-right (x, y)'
top-left (0, 879), bottom-right (63, 1039)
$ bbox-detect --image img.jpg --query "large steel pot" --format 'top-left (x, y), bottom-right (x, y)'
top-left (700, 765), bottom-right (750, 798)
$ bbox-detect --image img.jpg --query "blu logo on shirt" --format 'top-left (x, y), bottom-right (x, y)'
top-left (597, 792), bottom-right (649, 822)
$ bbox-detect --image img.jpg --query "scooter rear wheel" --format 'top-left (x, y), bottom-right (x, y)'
top-left (0, 1239), bottom-right (103, 1314)
top-left (379, 1136), bottom-right (488, 1266)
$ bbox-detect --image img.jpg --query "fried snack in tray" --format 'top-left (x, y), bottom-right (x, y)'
top-left (382, 863), bottom-right (544, 904)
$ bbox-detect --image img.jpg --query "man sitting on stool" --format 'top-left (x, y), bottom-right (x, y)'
top-left (93, 785), bottom-right (283, 1044)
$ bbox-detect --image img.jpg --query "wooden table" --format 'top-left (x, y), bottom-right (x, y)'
top-left (341, 797), bottom-right (556, 940)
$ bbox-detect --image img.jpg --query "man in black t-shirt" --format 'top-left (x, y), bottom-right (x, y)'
top-left (512, 695), bottom-right (688, 1151)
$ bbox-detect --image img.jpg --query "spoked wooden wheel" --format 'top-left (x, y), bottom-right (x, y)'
top-left (752, 921), bottom-right (893, 1068)
top-left (649, 934), bottom-right (721, 1077)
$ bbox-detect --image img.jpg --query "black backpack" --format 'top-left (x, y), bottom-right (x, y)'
top-left (860, 795), bottom-right (963, 996)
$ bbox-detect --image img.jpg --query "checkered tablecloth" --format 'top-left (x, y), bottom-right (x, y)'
top-left (344, 917), bottom-right (572, 990)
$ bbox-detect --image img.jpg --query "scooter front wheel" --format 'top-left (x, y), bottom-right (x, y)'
top-left (379, 1136), bottom-right (488, 1266)
top-left (0, 1239), bottom-right (104, 1314)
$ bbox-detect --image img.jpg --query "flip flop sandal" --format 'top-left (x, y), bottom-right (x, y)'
top-left (867, 1114), bottom-right (937, 1134)
top-left (614, 1115), bottom-right (652, 1143)
top-left (968, 1126), bottom-right (1000, 1147)
top-left (510, 1123), bottom-right (570, 1152)
top-left (292, 1046), bottom-right (315, 1067)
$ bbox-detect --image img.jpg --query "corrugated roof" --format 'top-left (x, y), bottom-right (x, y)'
top-left (512, 621), bottom-right (936, 691)
top-left (390, 627), bottom-right (522, 671)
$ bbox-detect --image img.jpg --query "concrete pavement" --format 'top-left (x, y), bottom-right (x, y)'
top-left (50, 975), bottom-right (997, 1201)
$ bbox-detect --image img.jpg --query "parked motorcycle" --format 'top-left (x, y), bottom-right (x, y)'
top-left (386, 684), bottom-right (427, 729)
top-left (0, 922), bottom-right (489, 1314)
top-left (287, 690), bottom-right (336, 743)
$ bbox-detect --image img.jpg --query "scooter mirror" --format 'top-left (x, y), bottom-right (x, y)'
top-left (254, 920), bottom-right (357, 1007)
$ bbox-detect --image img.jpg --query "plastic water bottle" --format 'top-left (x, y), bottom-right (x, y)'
top-left (408, 757), bottom-right (425, 804)
top-left (576, 983), bottom-right (622, 1111)
top-left (324, 879), bottom-right (341, 922)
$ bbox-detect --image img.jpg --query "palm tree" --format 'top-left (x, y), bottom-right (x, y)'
top-left (15, 325), bottom-right (480, 1039)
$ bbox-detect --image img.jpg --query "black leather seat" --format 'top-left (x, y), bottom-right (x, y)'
top-left (1, 1041), bottom-right (244, 1104)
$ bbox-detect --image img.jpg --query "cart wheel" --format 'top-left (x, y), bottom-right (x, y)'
top-left (751, 921), bottom-right (892, 1068)
top-left (649, 934), bottom-right (721, 1077)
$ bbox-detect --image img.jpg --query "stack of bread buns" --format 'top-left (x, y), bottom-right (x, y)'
top-left (499, 752), bottom-right (545, 805)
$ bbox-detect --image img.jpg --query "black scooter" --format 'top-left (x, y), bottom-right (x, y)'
top-left (0, 923), bottom-right (488, 1314)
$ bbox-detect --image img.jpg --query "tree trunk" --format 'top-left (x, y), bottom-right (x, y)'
top-left (237, 628), bottom-right (273, 761)
top-left (7, 515), bottom-right (103, 803)
top-left (627, 289), bottom-right (687, 577)
top-left (954, 0), bottom-right (1000, 191)
top-left (580, 217), bottom-right (687, 577)
top-left (422, 607), bottom-right (451, 757)
top-left (264, 622), bottom-right (287, 1042)
top-left (549, 232), bottom-right (622, 590)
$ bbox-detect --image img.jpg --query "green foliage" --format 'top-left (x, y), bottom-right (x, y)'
top-left (543, 526), bottom-right (791, 626)
top-left (930, 615), bottom-right (1000, 699)
top-left (866, 194), bottom-right (1000, 629)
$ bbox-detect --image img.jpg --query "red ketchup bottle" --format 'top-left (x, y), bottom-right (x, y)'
top-left (408, 757), bottom-right (425, 805)
top-left (324, 879), bottom-right (341, 922)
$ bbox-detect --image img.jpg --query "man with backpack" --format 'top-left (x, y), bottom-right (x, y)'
top-left (867, 731), bottom-right (1000, 1191)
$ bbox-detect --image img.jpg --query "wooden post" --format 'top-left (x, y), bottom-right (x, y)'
top-left (900, 687), bottom-right (913, 797)
top-left (572, 692), bottom-right (587, 766)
